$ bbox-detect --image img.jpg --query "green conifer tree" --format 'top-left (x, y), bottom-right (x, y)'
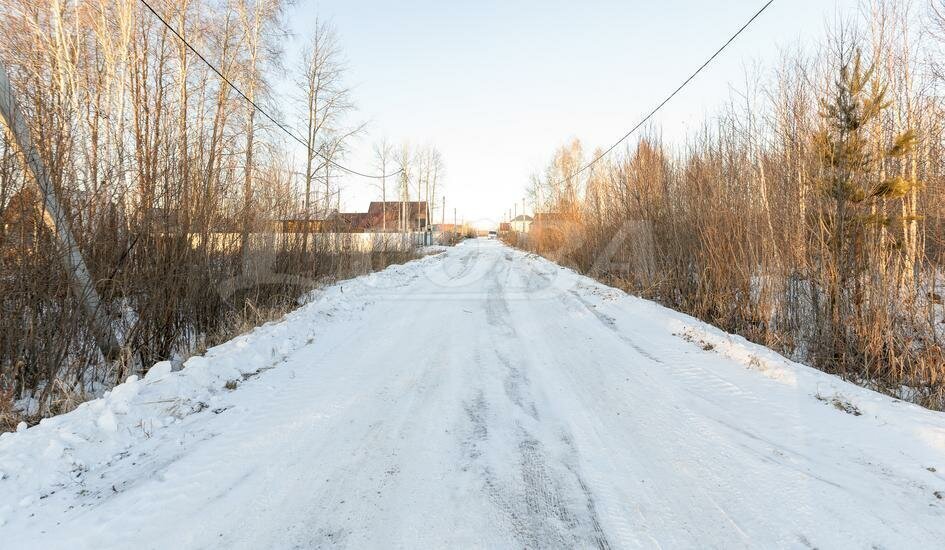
top-left (814, 50), bottom-right (920, 363)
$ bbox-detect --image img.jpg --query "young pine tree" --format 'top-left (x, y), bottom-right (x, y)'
top-left (814, 49), bottom-right (920, 366)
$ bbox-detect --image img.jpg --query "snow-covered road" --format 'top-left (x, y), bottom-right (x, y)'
top-left (2, 239), bottom-right (945, 548)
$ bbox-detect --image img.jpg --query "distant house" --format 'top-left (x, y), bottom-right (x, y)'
top-left (498, 222), bottom-right (511, 233)
top-left (280, 218), bottom-right (325, 233)
top-left (341, 201), bottom-right (429, 232)
top-left (510, 214), bottom-right (533, 233)
top-left (279, 201), bottom-right (430, 234)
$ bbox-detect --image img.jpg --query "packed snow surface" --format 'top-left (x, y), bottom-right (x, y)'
top-left (2, 239), bottom-right (944, 548)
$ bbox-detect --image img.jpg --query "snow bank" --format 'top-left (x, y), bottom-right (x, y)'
top-left (419, 244), bottom-right (449, 255)
top-left (0, 252), bottom-right (448, 526)
top-left (525, 252), bottom-right (945, 459)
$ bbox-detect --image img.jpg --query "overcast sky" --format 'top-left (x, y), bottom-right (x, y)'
top-left (279, 0), bottom-right (860, 227)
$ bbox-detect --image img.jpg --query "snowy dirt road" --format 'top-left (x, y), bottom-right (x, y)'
top-left (2, 239), bottom-right (945, 549)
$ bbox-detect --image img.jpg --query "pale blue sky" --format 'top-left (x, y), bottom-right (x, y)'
top-left (281, 0), bottom-right (860, 226)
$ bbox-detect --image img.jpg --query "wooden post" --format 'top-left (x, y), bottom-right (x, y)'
top-left (0, 64), bottom-right (122, 360)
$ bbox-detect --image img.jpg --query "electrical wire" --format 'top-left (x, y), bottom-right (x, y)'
top-left (549, 0), bottom-right (775, 186)
top-left (138, 0), bottom-right (402, 180)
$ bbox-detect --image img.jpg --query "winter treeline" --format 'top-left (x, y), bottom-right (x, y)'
top-left (0, 0), bottom-right (436, 428)
top-left (521, 1), bottom-right (945, 409)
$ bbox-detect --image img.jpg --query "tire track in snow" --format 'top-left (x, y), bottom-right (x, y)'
top-left (459, 404), bottom-right (613, 550)
top-left (544, 261), bottom-right (866, 547)
top-left (485, 259), bottom-right (517, 338)
top-left (502, 252), bottom-right (765, 545)
top-left (494, 348), bottom-right (540, 422)
top-left (462, 253), bottom-right (613, 549)
top-left (566, 289), bottom-right (666, 365)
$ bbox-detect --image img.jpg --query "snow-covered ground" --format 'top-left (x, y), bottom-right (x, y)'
top-left (1, 239), bottom-right (944, 548)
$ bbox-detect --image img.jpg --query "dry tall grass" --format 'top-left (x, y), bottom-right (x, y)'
top-left (521, 2), bottom-right (945, 409)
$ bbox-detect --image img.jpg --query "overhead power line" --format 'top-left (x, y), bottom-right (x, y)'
top-left (138, 0), bottom-right (401, 180)
top-left (550, 0), bottom-right (775, 186)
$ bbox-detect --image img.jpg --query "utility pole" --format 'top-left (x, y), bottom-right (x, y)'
top-left (381, 170), bottom-right (386, 233)
top-left (537, 181), bottom-right (543, 255)
top-left (0, 64), bottom-right (122, 361)
top-left (441, 196), bottom-right (446, 225)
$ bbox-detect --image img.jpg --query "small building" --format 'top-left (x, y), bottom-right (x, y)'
top-left (510, 214), bottom-right (533, 233)
top-left (280, 218), bottom-right (325, 233)
top-left (340, 201), bottom-right (429, 232)
top-left (279, 201), bottom-right (430, 233)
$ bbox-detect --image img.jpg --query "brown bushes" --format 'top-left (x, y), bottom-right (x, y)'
top-left (0, 1), bottom-right (426, 427)
top-left (523, 4), bottom-right (945, 409)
